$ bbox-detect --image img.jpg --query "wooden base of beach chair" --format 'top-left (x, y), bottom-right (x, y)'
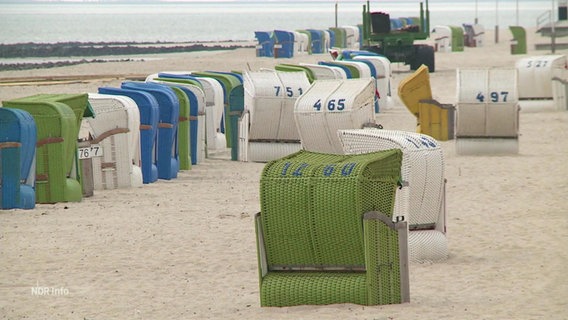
top-left (456, 137), bottom-right (519, 155)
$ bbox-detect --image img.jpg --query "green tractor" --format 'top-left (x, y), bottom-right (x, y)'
top-left (361, 0), bottom-right (435, 72)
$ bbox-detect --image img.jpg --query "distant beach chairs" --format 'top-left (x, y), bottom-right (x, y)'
top-left (0, 69), bottom-right (241, 207)
top-left (254, 26), bottom-right (360, 59)
top-left (431, 25), bottom-right (464, 52)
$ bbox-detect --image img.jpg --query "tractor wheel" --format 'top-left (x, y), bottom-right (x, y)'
top-left (410, 44), bottom-right (435, 72)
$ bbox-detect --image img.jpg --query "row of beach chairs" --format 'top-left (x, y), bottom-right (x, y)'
top-left (397, 54), bottom-right (567, 155)
top-left (2, 51), bottom-right (565, 308)
top-left (1, 50), bottom-right (396, 209)
top-left (255, 26), bottom-right (361, 58)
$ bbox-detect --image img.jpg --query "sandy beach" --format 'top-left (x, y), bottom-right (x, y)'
top-left (1, 27), bottom-right (567, 320)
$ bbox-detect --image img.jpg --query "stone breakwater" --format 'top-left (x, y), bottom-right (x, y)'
top-left (0, 41), bottom-right (253, 71)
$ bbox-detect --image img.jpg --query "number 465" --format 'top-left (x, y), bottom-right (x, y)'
top-left (313, 98), bottom-right (346, 111)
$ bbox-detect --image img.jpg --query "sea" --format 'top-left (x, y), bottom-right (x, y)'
top-left (0, 0), bottom-right (554, 45)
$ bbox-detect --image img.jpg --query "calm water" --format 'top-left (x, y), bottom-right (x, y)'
top-left (0, 1), bottom-right (553, 44)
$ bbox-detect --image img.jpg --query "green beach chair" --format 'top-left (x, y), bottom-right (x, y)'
top-left (3, 93), bottom-right (90, 203)
top-left (256, 149), bottom-right (410, 306)
top-left (191, 71), bottom-right (243, 149)
top-left (274, 64), bottom-right (316, 83)
top-left (449, 26), bottom-right (465, 52)
top-left (509, 26), bottom-right (527, 55)
top-left (167, 87), bottom-right (191, 170)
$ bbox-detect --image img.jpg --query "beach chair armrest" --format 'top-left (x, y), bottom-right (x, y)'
top-left (363, 211), bottom-right (410, 304)
top-left (255, 212), bottom-right (269, 280)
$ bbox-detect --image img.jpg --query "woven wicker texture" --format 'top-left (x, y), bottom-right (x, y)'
top-left (294, 78), bottom-right (376, 154)
top-left (338, 129), bottom-right (445, 227)
top-left (258, 149), bottom-right (404, 306)
top-left (338, 129), bottom-right (448, 263)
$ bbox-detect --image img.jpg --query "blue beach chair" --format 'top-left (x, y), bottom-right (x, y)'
top-left (121, 82), bottom-right (180, 180)
top-left (0, 108), bottom-right (37, 209)
top-left (254, 31), bottom-right (274, 57)
top-left (273, 30), bottom-right (295, 58)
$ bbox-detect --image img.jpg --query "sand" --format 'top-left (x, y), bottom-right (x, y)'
top-left (0, 28), bottom-right (567, 320)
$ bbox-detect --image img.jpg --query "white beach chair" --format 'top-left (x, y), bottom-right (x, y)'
top-left (293, 31), bottom-right (309, 55)
top-left (147, 72), bottom-right (225, 157)
top-left (338, 128), bottom-right (448, 263)
top-left (86, 93), bottom-right (143, 190)
top-left (240, 70), bottom-right (310, 162)
top-left (294, 78), bottom-right (376, 154)
top-left (431, 25), bottom-right (452, 52)
top-left (299, 63), bottom-right (346, 80)
top-left (341, 25), bottom-right (360, 50)
top-left (516, 54), bottom-right (567, 112)
top-left (353, 55), bottom-right (394, 109)
top-left (456, 68), bottom-right (520, 155)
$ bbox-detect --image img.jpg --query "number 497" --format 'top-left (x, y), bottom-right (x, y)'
top-left (476, 91), bottom-right (509, 103)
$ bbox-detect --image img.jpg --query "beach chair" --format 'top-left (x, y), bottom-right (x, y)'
top-left (342, 25), bottom-right (360, 50)
top-left (462, 23), bottom-right (485, 47)
top-left (154, 72), bottom-right (226, 156)
top-left (294, 78), bottom-right (376, 154)
top-left (338, 128), bottom-right (448, 263)
top-left (431, 25), bottom-right (452, 52)
top-left (97, 87), bottom-right (159, 184)
top-left (306, 29), bottom-right (325, 54)
top-left (121, 81), bottom-right (180, 180)
top-left (146, 77), bottom-right (207, 165)
top-left (3, 94), bottom-right (91, 203)
top-left (455, 67), bottom-right (520, 155)
top-left (509, 26), bottom-right (527, 55)
top-left (85, 93), bottom-right (143, 190)
top-left (254, 31), bottom-right (274, 57)
top-left (274, 64), bottom-right (316, 83)
top-left (299, 63), bottom-right (347, 80)
top-left (294, 31), bottom-right (311, 55)
top-left (273, 30), bottom-right (295, 58)
top-left (256, 149), bottom-right (409, 306)
top-left (0, 108), bottom-right (37, 209)
top-left (191, 71), bottom-right (243, 151)
top-left (516, 55), bottom-right (567, 112)
top-left (353, 55), bottom-right (394, 110)
top-left (329, 27), bottom-right (346, 48)
top-left (398, 65), bottom-right (455, 141)
top-left (318, 61), bottom-right (355, 78)
top-left (240, 70), bottom-right (310, 162)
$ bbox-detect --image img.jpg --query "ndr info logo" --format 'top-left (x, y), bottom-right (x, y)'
top-left (31, 281), bottom-right (69, 296)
